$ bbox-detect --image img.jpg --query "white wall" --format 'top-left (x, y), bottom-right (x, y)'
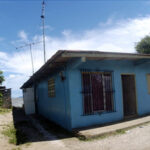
top-left (23, 87), bottom-right (35, 115)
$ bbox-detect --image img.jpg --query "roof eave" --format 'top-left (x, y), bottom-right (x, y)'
top-left (21, 50), bottom-right (150, 89)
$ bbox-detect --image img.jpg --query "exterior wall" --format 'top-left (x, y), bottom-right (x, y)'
top-left (68, 59), bottom-right (150, 129)
top-left (36, 71), bottom-right (72, 130)
top-left (23, 87), bottom-right (35, 115)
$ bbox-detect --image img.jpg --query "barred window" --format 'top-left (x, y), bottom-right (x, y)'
top-left (81, 71), bottom-right (114, 115)
top-left (48, 78), bottom-right (55, 97)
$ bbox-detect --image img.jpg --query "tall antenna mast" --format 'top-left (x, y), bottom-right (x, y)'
top-left (41, 0), bottom-right (46, 63)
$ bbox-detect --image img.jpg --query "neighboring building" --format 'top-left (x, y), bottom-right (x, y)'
top-left (0, 86), bottom-right (11, 108)
top-left (21, 50), bottom-right (150, 131)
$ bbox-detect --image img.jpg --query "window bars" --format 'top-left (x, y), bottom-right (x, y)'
top-left (48, 78), bottom-right (55, 97)
top-left (81, 71), bottom-right (114, 115)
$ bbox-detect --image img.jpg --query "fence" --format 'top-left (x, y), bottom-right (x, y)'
top-left (0, 86), bottom-right (11, 108)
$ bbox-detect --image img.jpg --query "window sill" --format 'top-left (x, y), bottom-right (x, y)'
top-left (81, 110), bottom-right (116, 116)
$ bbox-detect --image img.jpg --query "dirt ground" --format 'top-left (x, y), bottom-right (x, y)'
top-left (1, 111), bottom-right (150, 150)
top-left (0, 112), bottom-right (16, 150)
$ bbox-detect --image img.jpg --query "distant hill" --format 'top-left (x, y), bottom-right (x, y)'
top-left (12, 97), bottom-right (23, 108)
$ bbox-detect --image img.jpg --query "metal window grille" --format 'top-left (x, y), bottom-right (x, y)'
top-left (48, 78), bottom-right (55, 97)
top-left (81, 71), bottom-right (114, 115)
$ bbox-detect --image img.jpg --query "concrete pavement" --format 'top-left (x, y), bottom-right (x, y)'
top-left (77, 115), bottom-right (150, 139)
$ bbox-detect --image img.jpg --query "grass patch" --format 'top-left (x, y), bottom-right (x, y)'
top-left (116, 129), bottom-right (126, 134)
top-left (0, 107), bottom-right (11, 114)
top-left (12, 147), bottom-right (21, 150)
top-left (2, 123), bottom-right (28, 145)
top-left (2, 123), bottom-right (17, 144)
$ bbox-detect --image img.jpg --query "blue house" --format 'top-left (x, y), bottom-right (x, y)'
top-left (21, 50), bottom-right (150, 131)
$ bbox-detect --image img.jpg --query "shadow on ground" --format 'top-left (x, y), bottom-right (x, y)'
top-left (12, 107), bottom-right (75, 145)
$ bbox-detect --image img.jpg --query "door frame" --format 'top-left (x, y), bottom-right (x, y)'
top-left (121, 73), bottom-right (138, 118)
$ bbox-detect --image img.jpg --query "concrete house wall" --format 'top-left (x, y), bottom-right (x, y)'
top-left (36, 71), bottom-right (72, 130)
top-left (21, 51), bottom-right (150, 131)
top-left (67, 59), bottom-right (150, 129)
top-left (34, 58), bottom-right (150, 131)
top-left (23, 87), bottom-right (35, 115)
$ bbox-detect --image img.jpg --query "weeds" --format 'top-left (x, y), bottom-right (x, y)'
top-left (2, 123), bottom-right (17, 144)
top-left (0, 107), bottom-right (11, 114)
top-left (2, 122), bottom-right (28, 145)
top-left (12, 147), bottom-right (21, 150)
top-left (116, 129), bottom-right (126, 134)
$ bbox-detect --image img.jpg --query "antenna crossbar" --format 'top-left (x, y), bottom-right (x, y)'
top-left (16, 41), bottom-right (42, 75)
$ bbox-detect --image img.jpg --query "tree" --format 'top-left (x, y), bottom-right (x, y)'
top-left (0, 71), bottom-right (4, 85)
top-left (135, 36), bottom-right (150, 54)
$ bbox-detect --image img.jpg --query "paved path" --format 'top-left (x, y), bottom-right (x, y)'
top-left (78, 115), bottom-right (150, 139)
top-left (63, 123), bottom-right (150, 150)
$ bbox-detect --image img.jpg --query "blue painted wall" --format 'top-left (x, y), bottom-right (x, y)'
top-left (67, 59), bottom-right (150, 129)
top-left (36, 71), bottom-right (72, 130)
top-left (36, 58), bottom-right (150, 131)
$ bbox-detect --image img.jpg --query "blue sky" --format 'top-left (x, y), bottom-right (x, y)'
top-left (1, 0), bottom-right (150, 97)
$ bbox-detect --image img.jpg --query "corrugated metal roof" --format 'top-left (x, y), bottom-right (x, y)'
top-left (21, 50), bottom-right (150, 89)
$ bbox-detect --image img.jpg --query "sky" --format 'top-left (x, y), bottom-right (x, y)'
top-left (1, 0), bottom-right (150, 97)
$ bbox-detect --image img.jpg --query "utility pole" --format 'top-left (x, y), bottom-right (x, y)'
top-left (16, 41), bottom-right (41, 75)
top-left (41, 0), bottom-right (46, 63)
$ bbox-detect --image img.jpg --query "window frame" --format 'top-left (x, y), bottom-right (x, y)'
top-left (81, 71), bottom-right (114, 115)
top-left (146, 74), bottom-right (150, 94)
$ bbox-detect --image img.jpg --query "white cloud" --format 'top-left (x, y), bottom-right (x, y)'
top-left (62, 30), bottom-right (72, 37)
top-left (3, 74), bottom-right (28, 98)
top-left (0, 51), bottom-right (7, 59)
top-left (8, 74), bottom-right (16, 79)
top-left (18, 30), bottom-right (28, 41)
top-left (2, 15), bottom-right (150, 97)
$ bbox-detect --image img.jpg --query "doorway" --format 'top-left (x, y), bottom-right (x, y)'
top-left (121, 75), bottom-right (137, 117)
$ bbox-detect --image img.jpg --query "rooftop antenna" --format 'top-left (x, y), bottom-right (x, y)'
top-left (16, 41), bottom-right (42, 75)
top-left (41, 0), bottom-right (46, 63)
